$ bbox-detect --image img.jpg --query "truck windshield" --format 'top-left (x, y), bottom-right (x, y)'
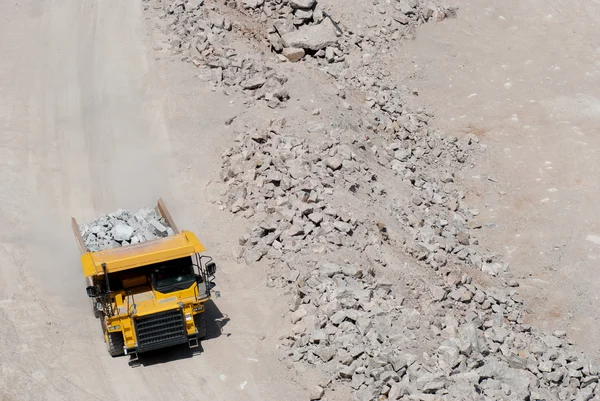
top-left (151, 264), bottom-right (195, 293)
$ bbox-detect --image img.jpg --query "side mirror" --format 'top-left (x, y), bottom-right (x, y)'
top-left (206, 261), bottom-right (217, 276)
top-left (86, 286), bottom-right (98, 298)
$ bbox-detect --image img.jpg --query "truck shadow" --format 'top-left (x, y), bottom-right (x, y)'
top-left (204, 299), bottom-right (230, 340)
top-left (131, 299), bottom-right (230, 367)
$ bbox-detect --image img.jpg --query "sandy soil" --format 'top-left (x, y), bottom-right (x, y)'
top-left (0, 0), bottom-right (310, 399)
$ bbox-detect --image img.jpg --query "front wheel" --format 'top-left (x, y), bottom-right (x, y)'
top-left (194, 313), bottom-right (207, 340)
top-left (107, 332), bottom-right (125, 357)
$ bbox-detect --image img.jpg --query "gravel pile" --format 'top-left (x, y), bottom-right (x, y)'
top-left (79, 207), bottom-right (175, 252)
top-left (242, 0), bottom-right (456, 62)
top-left (219, 121), bottom-right (600, 401)
top-left (146, 0), bottom-right (290, 108)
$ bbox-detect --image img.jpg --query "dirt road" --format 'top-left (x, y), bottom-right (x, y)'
top-left (0, 0), bottom-right (306, 399)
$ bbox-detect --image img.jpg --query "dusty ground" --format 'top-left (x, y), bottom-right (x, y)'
top-left (0, 0), bottom-right (312, 399)
top-left (391, 0), bottom-right (600, 359)
top-left (2, 0), bottom-right (600, 399)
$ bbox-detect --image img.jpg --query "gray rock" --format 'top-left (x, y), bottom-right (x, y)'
top-left (356, 317), bottom-right (372, 335)
top-left (311, 329), bottom-right (327, 343)
top-left (493, 326), bottom-right (510, 344)
top-left (243, 0), bottom-right (263, 8)
top-left (553, 330), bottom-right (567, 338)
top-left (315, 346), bottom-right (335, 362)
top-left (338, 364), bottom-right (356, 379)
top-left (354, 385), bottom-right (380, 401)
top-left (241, 76), bottom-right (266, 89)
top-left (308, 212), bottom-right (324, 224)
top-left (457, 322), bottom-right (480, 356)
top-left (457, 231), bottom-right (469, 245)
top-left (581, 375), bottom-right (599, 386)
top-left (448, 286), bottom-right (473, 302)
top-left (268, 34), bottom-right (284, 52)
top-left (289, 0), bottom-right (315, 9)
top-left (430, 285), bottom-right (446, 301)
top-left (394, 148), bottom-right (411, 161)
top-left (422, 380), bottom-right (446, 393)
top-left (544, 369), bottom-right (564, 383)
top-left (291, 308), bottom-right (307, 323)
top-left (350, 374), bottom-right (365, 390)
top-left (282, 47), bottom-right (305, 62)
top-left (310, 385), bottom-right (324, 400)
top-left (341, 265), bottom-right (362, 277)
top-left (541, 334), bottom-right (563, 349)
top-left (320, 262), bottom-right (342, 277)
top-left (149, 219), bottom-right (168, 234)
top-left (538, 360), bottom-right (553, 373)
top-left (397, 1), bottom-right (415, 15)
top-left (349, 345), bottom-right (365, 359)
top-left (330, 310), bottom-right (347, 325)
top-left (111, 224), bottom-right (134, 241)
top-left (281, 20), bottom-right (338, 51)
top-left (325, 47), bottom-right (335, 63)
top-left (295, 8), bottom-right (313, 19)
top-left (477, 358), bottom-right (536, 400)
top-left (333, 221), bottom-right (352, 233)
top-left (185, 0), bottom-right (204, 10)
top-left (274, 19), bottom-right (295, 36)
top-left (390, 353), bottom-right (416, 372)
top-left (326, 157), bottom-right (343, 170)
top-left (244, 247), bottom-right (267, 264)
top-left (438, 345), bottom-right (460, 368)
top-left (574, 385), bottom-right (594, 401)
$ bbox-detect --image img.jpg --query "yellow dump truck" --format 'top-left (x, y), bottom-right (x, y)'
top-left (72, 199), bottom-right (217, 362)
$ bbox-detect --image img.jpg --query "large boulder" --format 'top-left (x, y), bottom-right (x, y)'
top-left (281, 20), bottom-right (338, 51)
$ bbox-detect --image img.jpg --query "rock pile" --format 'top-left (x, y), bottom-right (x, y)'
top-left (279, 260), bottom-right (600, 401)
top-left (79, 207), bottom-right (175, 252)
top-left (144, 1), bottom-right (600, 400)
top-left (220, 121), bottom-right (600, 400)
top-left (220, 97), bottom-right (500, 278)
top-left (146, 0), bottom-right (290, 108)
top-left (242, 0), bottom-right (456, 62)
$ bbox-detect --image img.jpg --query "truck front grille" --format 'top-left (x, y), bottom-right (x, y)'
top-left (134, 308), bottom-right (187, 352)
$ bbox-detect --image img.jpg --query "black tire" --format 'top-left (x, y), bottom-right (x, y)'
top-left (107, 332), bottom-right (125, 357)
top-left (194, 313), bottom-right (207, 340)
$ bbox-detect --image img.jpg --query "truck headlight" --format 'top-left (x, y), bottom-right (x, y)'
top-left (108, 325), bottom-right (121, 331)
top-left (185, 313), bottom-right (192, 321)
top-left (193, 305), bottom-right (204, 312)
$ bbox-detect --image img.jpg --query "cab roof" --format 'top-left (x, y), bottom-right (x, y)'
top-left (80, 231), bottom-right (206, 277)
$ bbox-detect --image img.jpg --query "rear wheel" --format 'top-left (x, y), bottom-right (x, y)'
top-left (107, 332), bottom-right (125, 357)
top-left (194, 313), bottom-right (207, 340)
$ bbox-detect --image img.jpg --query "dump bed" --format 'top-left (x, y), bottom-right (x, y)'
top-left (72, 199), bottom-right (205, 277)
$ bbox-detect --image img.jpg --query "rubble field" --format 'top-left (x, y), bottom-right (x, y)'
top-left (137, 0), bottom-right (600, 400)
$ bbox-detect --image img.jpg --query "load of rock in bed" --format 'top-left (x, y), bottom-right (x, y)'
top-left (79, 208), bottom-right (175, 252)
